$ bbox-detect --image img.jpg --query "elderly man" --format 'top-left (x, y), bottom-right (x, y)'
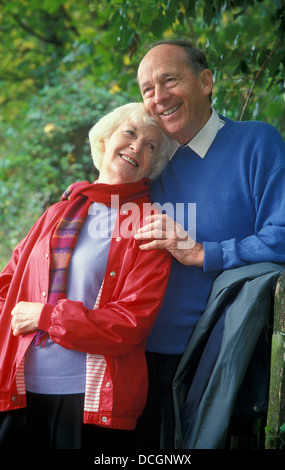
top-left (134, 38), bottom-right (285, 449)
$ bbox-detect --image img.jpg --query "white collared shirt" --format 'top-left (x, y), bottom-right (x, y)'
top-left (170, 108), bottom-right (225, 160)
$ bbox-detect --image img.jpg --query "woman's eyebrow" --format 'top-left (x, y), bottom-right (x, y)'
top-left (122, 124), bottom-right (137, 131)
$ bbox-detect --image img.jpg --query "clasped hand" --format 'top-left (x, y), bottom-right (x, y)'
top-left (134, 213), bottom-right (204, 267)
top-left (11, 301), bottom-right (44, 336)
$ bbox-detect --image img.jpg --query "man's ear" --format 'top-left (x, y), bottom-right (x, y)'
top-left (199, 69), bottom-right (213, 97)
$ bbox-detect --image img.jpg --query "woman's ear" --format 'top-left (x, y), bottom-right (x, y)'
top-left (99, 139), bottom-right (105, 152)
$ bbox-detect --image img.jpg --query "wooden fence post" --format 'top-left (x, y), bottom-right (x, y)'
top-left (265, 271), bottom-right (285, 449)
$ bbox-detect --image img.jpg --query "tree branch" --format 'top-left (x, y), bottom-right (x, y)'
top-left (13, 14), bottom-right (64, 46)
top-left (239, 39), bottom-right (281, 121)
top-left (60, 5), bottom-right (80, 37)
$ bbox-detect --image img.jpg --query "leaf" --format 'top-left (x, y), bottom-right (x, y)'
top-left (267, 48), bottom-right (285, 76)
top-left (42, 0), bottom-right (66, 14)
top-left (183, 0), bottom-right (196, 18)
top-left (150, 18), bottom-right (166, 37)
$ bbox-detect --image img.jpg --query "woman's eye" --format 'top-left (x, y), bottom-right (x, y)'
top-left (124, 130), bottom-right (136, 136)
top-left (147, 143), bottom-right (156, 152)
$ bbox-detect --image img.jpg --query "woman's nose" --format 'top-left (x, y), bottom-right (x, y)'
top-left (129, 140), bottom-right (142, 154)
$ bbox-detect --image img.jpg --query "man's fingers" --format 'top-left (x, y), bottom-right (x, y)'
top-left (135, 213), bottom-right (177, 240)
top-left (134, 223), bottom-right (164, 240)
top-left (134, 225), bottom-right (158, 239)
top-left (139, 239), bottom-right (169, 251)
top-left (135, 228), bottom-right (166, 240)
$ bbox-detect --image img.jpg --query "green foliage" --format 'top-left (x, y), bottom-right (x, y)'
top-left (265, 422), bottom-right (285, 449)
top-left (0, 0), bottom-right (284, 268)
top-left (0, 72), bottom-right (128, 265)
top-left (1, 0), bottom-right (284, 123)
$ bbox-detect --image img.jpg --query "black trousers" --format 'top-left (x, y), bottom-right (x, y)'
top-left (0, 392), bottom-right (134, 450)
top-left (134, 351), bottom-right (182, 449)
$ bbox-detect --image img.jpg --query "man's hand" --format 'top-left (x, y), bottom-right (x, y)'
top-left (11, 301), bottom-right (44, 336)
top-left (134, 213), bottom-right (204, 267)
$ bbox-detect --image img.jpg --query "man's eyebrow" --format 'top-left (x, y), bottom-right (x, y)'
top-left (140, 72), bottom-right (178, 89)
top-left (139, 79), bottom-right (153, 90)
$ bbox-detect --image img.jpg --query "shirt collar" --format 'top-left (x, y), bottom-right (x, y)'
top-left (170, 108), bottom-right (225, 160)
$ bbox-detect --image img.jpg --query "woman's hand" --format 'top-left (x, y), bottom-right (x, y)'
top-left (11, 301), bottom-right (44, 336)
top-left (134, 213), bottom-right (204, 267)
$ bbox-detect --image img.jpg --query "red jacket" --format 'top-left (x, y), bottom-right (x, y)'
top-left (0, 190), bottom-right (171, 430)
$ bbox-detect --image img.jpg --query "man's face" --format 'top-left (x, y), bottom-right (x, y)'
top-left (137, 45), bottom-right (212, 145)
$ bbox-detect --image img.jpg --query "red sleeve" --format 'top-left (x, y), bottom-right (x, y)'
top-left (0, 200), bottom-right (67, 317)
top-left (0, 237), bottom-right (27, 315)
top-left (39, 246), bottom-right (171, 356)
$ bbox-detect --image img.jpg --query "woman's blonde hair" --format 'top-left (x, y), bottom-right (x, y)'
top-left (88, 102), bottom-right (177, 180)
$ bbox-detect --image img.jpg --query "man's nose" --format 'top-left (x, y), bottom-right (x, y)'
top-left (154, 84), bottom-right (169, 104)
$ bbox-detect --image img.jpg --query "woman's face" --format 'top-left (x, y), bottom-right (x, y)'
top-left (98, 120), bottom-right (163, 184)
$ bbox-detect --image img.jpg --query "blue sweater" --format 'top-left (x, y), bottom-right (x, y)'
top-left (147, 116), bottom-right (285, 354)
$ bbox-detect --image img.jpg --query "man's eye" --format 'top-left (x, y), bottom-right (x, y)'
top-left (165, 77), bottom-right (177, 86)
top-left (143, 87), bottom-right (154, 96)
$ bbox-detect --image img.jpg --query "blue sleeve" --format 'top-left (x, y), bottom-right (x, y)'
top-left (203, 124), bottom-right (285, 272)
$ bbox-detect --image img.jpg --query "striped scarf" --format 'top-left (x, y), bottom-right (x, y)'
top-left (34, 178), bottom-right (150, 346)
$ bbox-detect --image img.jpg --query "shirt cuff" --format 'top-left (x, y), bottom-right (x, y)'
top-left (38, 303), bottom-right (54, 332)
top-left (203, 241), bottom-right (223, 272)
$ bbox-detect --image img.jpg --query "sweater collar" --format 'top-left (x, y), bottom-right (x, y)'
top-left (63, 178), bottom-right (151, 207)
top-left (170, 108), bottom-right (225, 160)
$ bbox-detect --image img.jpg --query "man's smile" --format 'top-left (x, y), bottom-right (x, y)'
top-left (161, 104), bottom-right (181, 117)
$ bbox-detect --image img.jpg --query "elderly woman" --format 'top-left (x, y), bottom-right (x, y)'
top-left (0, 103), bottom-right (175, 450)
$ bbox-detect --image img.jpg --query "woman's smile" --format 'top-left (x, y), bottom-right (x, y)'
top-left (119, 153), bottom-right (139, 167)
